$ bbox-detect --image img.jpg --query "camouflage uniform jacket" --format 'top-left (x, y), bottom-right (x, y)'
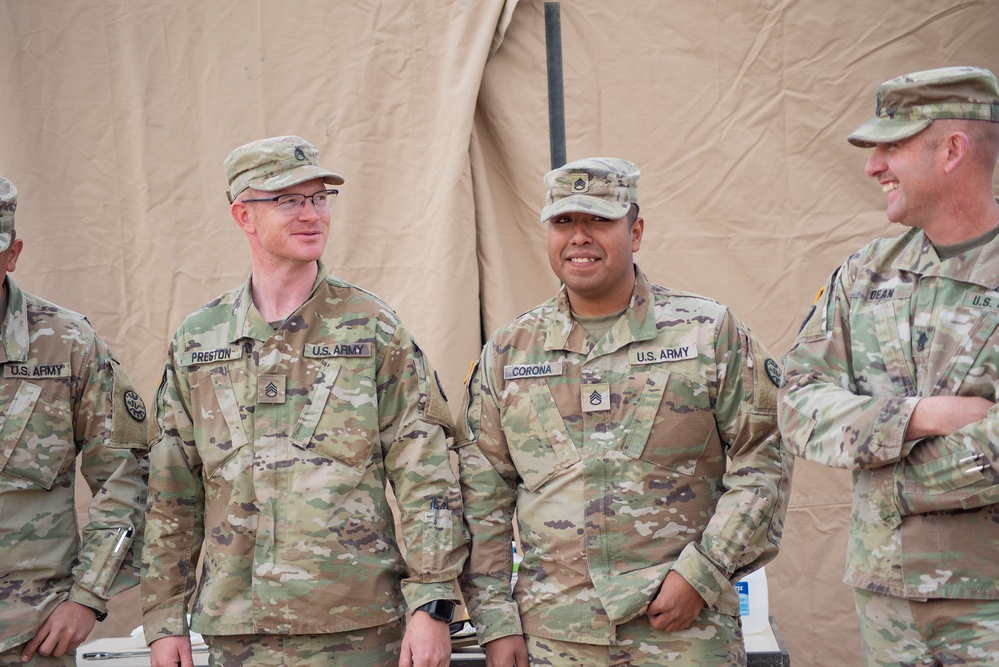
top-left (142, 263), bottom-right (467, 642)
top-left (780, 227), bottom-right (999, 600)
top-left (0, 278), bottom-right (148, 652)
top-left (455, 269), bottom-right (790, 645)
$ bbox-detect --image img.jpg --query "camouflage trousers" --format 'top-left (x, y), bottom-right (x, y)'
top-left (525, 609), bottom-right (745, 666)
top-left (204, 619), bottom-right (404, 667)
top-left (855, 588), bottom-right (999, 666)
top-left (0, 645), bottom-right (74, 667)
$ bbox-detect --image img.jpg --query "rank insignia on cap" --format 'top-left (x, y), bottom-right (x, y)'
top-left (765, 358), bottom-right (782, 388)
top-left (294, 147), bottom-right (306, 161)
top-left (124, 390), bottom-right (147, 422)
top-left (572, 174), bottom-right (589, 192)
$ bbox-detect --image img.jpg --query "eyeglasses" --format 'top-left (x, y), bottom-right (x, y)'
top-left (241, 189), bottom-right (339, 213)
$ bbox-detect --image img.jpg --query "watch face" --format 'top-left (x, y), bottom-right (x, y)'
top-left (419, 600), bottom-right (455, 623)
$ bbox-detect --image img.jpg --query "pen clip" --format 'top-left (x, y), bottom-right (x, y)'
top-left (112, 527), bottom-right (133, 554)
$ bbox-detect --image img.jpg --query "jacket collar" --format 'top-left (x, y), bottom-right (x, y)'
top-left (892, 228), bottom-right (999, 289)
top-left (227, 261), bottom-right (329, 343)
top-left (0, 277), bottom-right (30, 363)
top-left (543, 265), bottom-right (659, 355)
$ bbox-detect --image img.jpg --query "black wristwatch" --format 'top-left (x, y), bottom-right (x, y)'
top-left (88, 606), bottom-right (108, 622)
top-left (415, 599), bottom-right (455, 623)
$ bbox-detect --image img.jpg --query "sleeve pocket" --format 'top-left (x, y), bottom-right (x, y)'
top-left (898, 446), bottom-right (999, 515)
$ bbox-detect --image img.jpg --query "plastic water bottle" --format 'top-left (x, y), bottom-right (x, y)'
top-left (735, 566), bottom-right (769, 635)
top-left (511, 541), bottom-right (522, 588)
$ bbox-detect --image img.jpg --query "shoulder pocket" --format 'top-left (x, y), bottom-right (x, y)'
top-left (109, 359), bottom-right (149, 450)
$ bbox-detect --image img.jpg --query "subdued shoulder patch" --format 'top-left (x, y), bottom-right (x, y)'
top-left (764, 358), bottom-right (782, 388)
top-left (123, 389), bottom-right (147, 421)
top-left (109, 360), bottom-right (150, 450)
top-left (422, 364), bottom-right (455, 438)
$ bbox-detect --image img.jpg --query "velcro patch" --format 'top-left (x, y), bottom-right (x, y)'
top-left (857, 284), bottom-right (912, 302)
top-left (503, 362), bottom-right (563, 380)
top-left (765, 358), bottom-right (782, 388)
top-left (4, 363), bottom-right (71, 378)
top-left (123, 390), bottom-right (147, 421)
top-left (304, 343), bottom-right (372, 358)
top-left (962, 292), bottom-right (999, 309)
top-left (747, 333), bottom-right (779, 412)
top-left (258, 374), bottom-right (286, 404)
top-left (182, 347), bottom-right (244, 366)
top-left (110, 359), bottom-right (149, 449)
top-left (629, 346), bottom-right (696, 365)
top-left (581, 383), bottom-right (610, 412)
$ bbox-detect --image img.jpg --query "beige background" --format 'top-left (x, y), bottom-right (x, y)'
top-left (2, 1), bottom-right (999, 664)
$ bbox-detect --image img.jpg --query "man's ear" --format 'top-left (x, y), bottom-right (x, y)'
top-left (631, 216), bottom-right (644, 253)
top-left (4, 237), bottom-right (23, 273)
top-left (940, 130), bottom-right (970, 175)
top-left (230, 200), bottom-right (255, 234)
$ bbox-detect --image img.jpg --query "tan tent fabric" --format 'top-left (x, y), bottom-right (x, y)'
top-left (2, 1), bottom-right (998, 665)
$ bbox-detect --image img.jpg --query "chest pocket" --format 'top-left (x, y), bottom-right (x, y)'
top-left (188, 364), bottom-right (252, 480)
top-left (290, 359), bottom-right (378, 473)
top-left (624, 368), bottom-right (720, 476)
top-left (501, 381), bottom-right (581, 492)
top-left (0, 381), bottom-right (74, 490)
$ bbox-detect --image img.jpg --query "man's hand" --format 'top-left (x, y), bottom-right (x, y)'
top-left (483, 634), bottom-right (529, 667)
top-left (399, 611), bottom-right (451, 667)
top-left (150, 635), bottom-right (195, 667)
top-left (647, 570), bottom-right (706, 633)
top-left (21, 600), bottom-right (97, 661)
top-left (906, 396), bottom-right (995, 440)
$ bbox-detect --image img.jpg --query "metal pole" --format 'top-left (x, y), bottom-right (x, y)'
top-left (545, 2), bottom-right (566, 170)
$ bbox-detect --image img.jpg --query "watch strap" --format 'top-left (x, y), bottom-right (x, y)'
top-left (415, 599), bottom-right (455, 623)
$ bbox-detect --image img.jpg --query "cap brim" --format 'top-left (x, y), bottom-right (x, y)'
top-left (540, 195), bottom-right (631, 222)
top-left (249, 165), bottom-right (345, 192)
top-left (847, 116), bottom-right (933, 147)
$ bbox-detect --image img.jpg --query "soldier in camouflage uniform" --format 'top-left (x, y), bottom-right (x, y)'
top-left (455, 158), bottom-right (792, 666)
top-left (141, 136), bottom-right (468, 667)
top-left (0, 177), bottom-right (148, 666)
top-left (779, 67), bottom-right (999, 666)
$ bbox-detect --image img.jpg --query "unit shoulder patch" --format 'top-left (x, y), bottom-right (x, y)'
top-left (123, 389), bottom-right (146, 422)
top-left (765, 358), bottom-right (782, 388)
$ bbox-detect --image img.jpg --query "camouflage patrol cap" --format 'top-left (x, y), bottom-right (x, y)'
top-left (0, 177), bottom-right (16, 252)
top-left (225, 135), bottom-right (345, 203)
top-left (541, 158), bottom-right (639, 222)
top-left (848, 66), bottom-right (999, 147)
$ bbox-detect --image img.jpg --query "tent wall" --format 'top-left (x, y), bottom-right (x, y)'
top-left (2, 1), bottom-right (997, 665)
